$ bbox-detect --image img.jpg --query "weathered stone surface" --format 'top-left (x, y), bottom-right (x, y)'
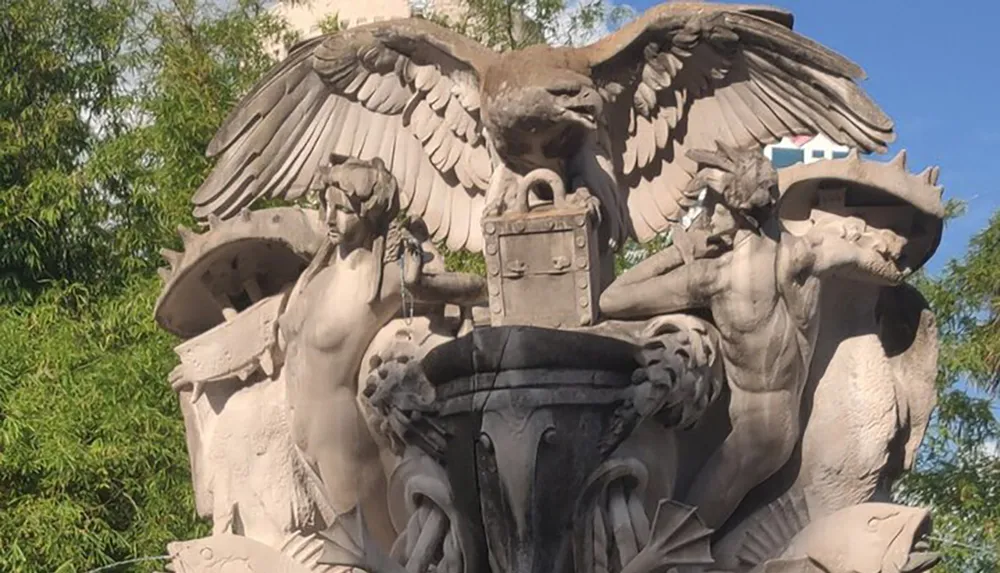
top-left (155, 3), bottom-right (947, 573)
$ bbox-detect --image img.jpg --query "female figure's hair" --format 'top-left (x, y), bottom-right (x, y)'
top-left (333, 157), bottom-right (401, 236)
top-left (311, 157), bottom-right (416, 303)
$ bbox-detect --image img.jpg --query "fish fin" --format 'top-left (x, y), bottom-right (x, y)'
top-left (736, 489), bottom-right (812, 567)
top-left (647, 500), bottom-right (714, 564)
top-left (278, 531), bottom-right (330, 568)
top-left (760, 557), bottom-right (820, 573)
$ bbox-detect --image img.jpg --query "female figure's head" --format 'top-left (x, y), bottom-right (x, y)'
top-left (317, 157), bottom-right (400, 250)
top-left (311, 157), bottom-right (409, 303)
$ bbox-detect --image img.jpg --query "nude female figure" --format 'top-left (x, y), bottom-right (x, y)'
top-left (278, 157), bottom-right (486, 546)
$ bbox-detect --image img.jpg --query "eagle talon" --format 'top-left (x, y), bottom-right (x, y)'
top-left (567, 188), bottom-right (602, 223)
top-left (484, 199), bottom-right (504, 217)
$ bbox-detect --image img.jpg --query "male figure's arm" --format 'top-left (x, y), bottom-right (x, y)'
top-left (600, 256), bottom-right (726, 320)
top-left (599, 227), bottom-right (726, 319)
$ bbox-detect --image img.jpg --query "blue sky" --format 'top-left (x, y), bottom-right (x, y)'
top-left (625, 0), bottom-right (998, 273)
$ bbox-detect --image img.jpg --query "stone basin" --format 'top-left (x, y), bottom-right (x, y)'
top-left (417, 325), bottom-right (642, 573)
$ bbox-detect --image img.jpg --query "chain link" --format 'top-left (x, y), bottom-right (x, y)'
top-left (399, 250), bottom-right (415, 325)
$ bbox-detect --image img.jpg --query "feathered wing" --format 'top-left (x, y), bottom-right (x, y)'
top-left (583, 3), bottom-right (896, 241)
top-left (192, 20), bottom-right (498, 251)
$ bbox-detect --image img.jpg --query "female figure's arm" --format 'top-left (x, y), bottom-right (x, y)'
top-left (384, 242), bottom-right (488, 307)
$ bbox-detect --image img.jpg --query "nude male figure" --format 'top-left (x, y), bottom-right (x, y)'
top-left (600, 151), bottom-right (909, 529)
top-left (278, 157), bottom-right (486, 546)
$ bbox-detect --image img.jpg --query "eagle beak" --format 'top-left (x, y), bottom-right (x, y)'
top-left (554, 86), bottom-right (603, 130)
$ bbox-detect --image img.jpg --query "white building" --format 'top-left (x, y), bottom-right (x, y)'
top-left (764, 133), bottom-right (851, 169)
top-left (270, 0), bottom-right (408, 38)
top-left (266, 0), bottom-right (468, 58)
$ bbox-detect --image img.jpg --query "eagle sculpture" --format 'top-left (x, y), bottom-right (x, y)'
top-left (192, 2), bottom-right (894, 252)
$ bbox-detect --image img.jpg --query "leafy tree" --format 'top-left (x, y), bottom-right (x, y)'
top-left (0, 0), bottom-right (295, 570)
top-left (0, 0), bottom-right (143, 303)
top-left (0, 279), bottom-right (204, 572)
top-left (316, 12), bottom-right (345, 35)
top-left (899, 209), bottom-right (1000, 571)
top-left (423, 0), bottom-right (632, 50)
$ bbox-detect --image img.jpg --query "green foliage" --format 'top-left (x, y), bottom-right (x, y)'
top-left (898, 211), bottom-right (1000, 571)
top-left (932, 211), bottom-right (1000, 393)
top-left (615, 234), bottom-right (671, 275)
top-left (135, 0), bottom-right (296, 233)
top-left (442, 245), bottom-right (487, 275)
top-left (0, 0), bottom-right (295, 569)
top-left (0, 279), bottom-right (208, 571)
top-left (0, 0), bottom-right (143, 303)
top-left (423, 0), bottom-right (633, 50)
top-left (316, 13), bottom-right (344, 35)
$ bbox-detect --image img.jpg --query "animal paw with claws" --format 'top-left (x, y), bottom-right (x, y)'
top-left (362, 335), bottom-right (448, 458)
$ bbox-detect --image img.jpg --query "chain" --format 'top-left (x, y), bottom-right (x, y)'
top-left (399, 252), bottom-right (415, 325)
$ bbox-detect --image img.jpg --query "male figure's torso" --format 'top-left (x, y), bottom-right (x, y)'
top-left (711, 232), bottom-right (821, 395)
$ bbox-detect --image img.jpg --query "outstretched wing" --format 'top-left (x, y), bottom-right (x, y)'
top-left (584, 3), bottom-right (895, 241)
top-left (192, 20), bottom-right (497, 251)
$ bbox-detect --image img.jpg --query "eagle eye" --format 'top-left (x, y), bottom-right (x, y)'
top-left (547, 85), bottom-right (581, 97)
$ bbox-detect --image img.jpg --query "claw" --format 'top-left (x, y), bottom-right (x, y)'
top-left (568, 187), bottom-right (603, 222)
top-left (840, 217), bottom-right (866, 242)
top-left (484, 199), bottom-right (504, 217)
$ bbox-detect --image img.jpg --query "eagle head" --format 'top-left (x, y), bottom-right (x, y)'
top-left (480, 46), bottom-right (603, 170)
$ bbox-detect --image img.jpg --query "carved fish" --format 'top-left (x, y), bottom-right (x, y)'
top-left (752, 503), bottom-right (940, 573)
top-left (166, 534), bottom-right (315, 573)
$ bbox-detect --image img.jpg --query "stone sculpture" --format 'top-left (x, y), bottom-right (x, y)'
top-left (152, 3), bottom-right (947, 573)
top-left (730, 502), bottom-right (939, 573)
top-left (600, 145), bottom-right (932, 530)
top-left (281, 156), bottom-right (486, 550)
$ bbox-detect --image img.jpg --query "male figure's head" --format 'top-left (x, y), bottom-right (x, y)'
top-left (685, 143), bottom-right (779, 243)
